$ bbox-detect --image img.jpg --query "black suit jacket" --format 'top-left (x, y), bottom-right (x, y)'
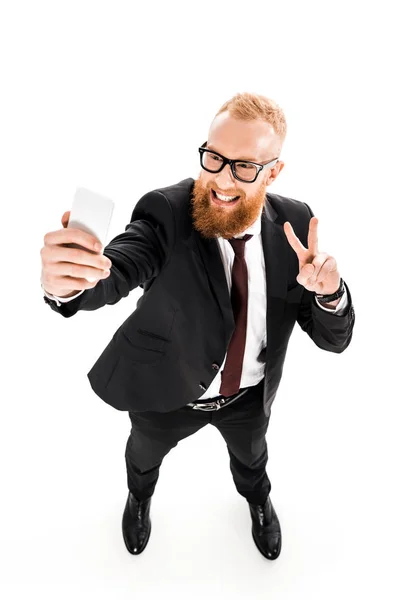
top-left (44, 177), bottom-right (355, 416)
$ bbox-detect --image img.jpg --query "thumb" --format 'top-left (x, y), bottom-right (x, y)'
top-left (61, 210), bottom-right (70, 228)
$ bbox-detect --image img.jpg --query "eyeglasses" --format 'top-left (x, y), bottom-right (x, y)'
top-left (198, 141), bottom-right (280, 183)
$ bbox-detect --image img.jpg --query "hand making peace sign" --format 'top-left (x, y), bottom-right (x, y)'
top-left (283, 217), bottom-right (341, 296)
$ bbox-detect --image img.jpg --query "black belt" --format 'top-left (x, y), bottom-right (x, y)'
top-left (186, 387), bottom-right (250, 412)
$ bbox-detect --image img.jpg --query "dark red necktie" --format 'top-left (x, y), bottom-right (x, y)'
top-left (219, 234), bottom-right (253, 397)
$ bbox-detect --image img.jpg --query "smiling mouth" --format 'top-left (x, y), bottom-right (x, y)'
top-left (210, 189), bottom-right (240, 206)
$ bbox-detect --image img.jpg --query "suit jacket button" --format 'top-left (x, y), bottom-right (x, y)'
top-left (211, 363), bottom-right (219, 371)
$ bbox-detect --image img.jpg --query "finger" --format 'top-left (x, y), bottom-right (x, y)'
top-left (283, 221), bottom-right (307, 256)
top-left (307, 217), bottom-right (319, 255)
top-left (297, 263), bottom-right (314, 286)
top-left (51, 261), bottom-right (111, 281)
top-left (61, 211), bottom-right (70, 228)
top-left (314, 257), bottom-right (337, 284)
top-left (41, 244), bottom-right (112, 271)
top-left (42, 273), bottom-right (105, 293)
top-left (308, 252), bottom-right (329, 284)
top-left (44, 227), bottom-right (102, 253)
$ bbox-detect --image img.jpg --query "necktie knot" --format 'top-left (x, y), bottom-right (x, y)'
top-left (228, 234), bottom-right (253, 258)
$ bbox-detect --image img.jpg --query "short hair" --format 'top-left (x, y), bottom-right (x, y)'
top-left (214, 92), bottom-right (287, 149)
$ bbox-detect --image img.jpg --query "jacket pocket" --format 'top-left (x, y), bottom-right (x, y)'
top-left (119, 330), bottom-right (167, 365)
top-left (137, 329), bottom-right (171, 343)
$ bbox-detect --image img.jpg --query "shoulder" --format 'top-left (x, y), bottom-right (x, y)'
top-left (266, 191), bottom-right (313, 225)
top-left (126, 178), bottom-right (195, 240)
top-left (132, 178), bottom-right (195, 232)
top-left (131, 178), bottom-right (194, 215)
top-left (152, 177), bottom-right (195, 198)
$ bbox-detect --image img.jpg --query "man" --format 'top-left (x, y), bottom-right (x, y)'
top-left (41, 92), bottom-right (355, 560)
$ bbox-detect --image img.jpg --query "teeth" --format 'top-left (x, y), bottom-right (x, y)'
top-left (215, 191), bottom-right (237, 202)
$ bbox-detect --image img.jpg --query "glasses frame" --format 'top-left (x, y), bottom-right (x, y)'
top-left (198, 141), bottom-right (280, 183)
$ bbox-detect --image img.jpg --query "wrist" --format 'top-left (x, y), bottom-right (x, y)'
top-left (315, 277), bottom-right (345, 304)
top-left (319, 297), bottom-right (341, 308)
top-left (58, 290), bottom-right (80, 298)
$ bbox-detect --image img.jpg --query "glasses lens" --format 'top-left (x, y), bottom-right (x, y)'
top-left (201, 151), bottom-right (224, 172)
top-left (234, 162), bottom-right (258, 182)
top-left (200, 150), bottom-right (258, 182)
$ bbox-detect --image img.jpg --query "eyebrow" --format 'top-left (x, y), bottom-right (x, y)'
top-left (206, 144), bottom-right (259, 163)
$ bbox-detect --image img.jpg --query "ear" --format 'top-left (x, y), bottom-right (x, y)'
top-left (266, 160), bottom-right (285, 184)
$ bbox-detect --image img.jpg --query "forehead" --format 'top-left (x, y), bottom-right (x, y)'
top-left (207, 112), bottom-right (277, 161)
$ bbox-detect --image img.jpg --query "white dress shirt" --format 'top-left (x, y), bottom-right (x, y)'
top-left (197, 211), bottom-right (348, 399)
top-left (42, 210), bottom-right (349, 400)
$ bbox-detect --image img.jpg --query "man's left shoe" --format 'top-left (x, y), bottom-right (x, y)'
top-left (248, 496), bottom-right (282, 560)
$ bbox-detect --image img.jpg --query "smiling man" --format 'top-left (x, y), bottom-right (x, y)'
top-left (192, 110), bottom-right (285, 239)
top-left (41, 92), bottom-right (355, 561)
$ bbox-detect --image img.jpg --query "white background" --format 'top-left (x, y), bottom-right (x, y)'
top-left (1, 0), bottom-right (398, 598)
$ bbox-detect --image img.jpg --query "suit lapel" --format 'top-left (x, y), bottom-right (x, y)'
top-left (187, 196), bottom-right (290, 355)
top-left (261, 201), bottom-right (290, 357)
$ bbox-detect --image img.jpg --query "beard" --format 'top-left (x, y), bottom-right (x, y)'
top-left (190, 175), bottom-right (268, 239)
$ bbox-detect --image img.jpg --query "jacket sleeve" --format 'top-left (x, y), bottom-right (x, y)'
top-left (296, 202), bottom-right (355, 353)
top-left (43, 190), bottom-right (175, 318)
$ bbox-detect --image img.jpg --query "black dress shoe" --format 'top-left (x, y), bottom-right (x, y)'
top-left (122, 491), bottom-right (152, 555)
top-left (248, 496), bottom-right (282, 560)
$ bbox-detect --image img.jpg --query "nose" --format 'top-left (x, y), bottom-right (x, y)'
top-left (214, 162), bottom-right (236, 189)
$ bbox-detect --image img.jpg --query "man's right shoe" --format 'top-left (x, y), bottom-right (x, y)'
top-left (248, 495), bottom-right (282, 560)
top-left (122, 491), bottom-right (152, 555)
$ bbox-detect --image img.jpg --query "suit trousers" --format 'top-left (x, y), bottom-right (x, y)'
top-left (124, 377), bottom-right (271, 505)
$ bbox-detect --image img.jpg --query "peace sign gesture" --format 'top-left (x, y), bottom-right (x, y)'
top-left (283, 216), bottom-right (341, 295)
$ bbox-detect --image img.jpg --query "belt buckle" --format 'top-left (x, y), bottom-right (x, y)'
top-left (193, 399), bottom-right (222, 411)
top-left (190, 388), bottom-right (249, 411)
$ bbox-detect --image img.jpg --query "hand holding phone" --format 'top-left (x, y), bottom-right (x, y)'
top-left (67, 187), bottom-right (114, 281)
top-left (40, 187), bottom-right (114, 297)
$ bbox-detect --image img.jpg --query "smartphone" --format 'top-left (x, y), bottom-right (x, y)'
top-left (67, 187), bottom-right (114, 282)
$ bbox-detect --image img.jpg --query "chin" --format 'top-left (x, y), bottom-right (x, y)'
top-left (191, 177), bottom-right (263, 238)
